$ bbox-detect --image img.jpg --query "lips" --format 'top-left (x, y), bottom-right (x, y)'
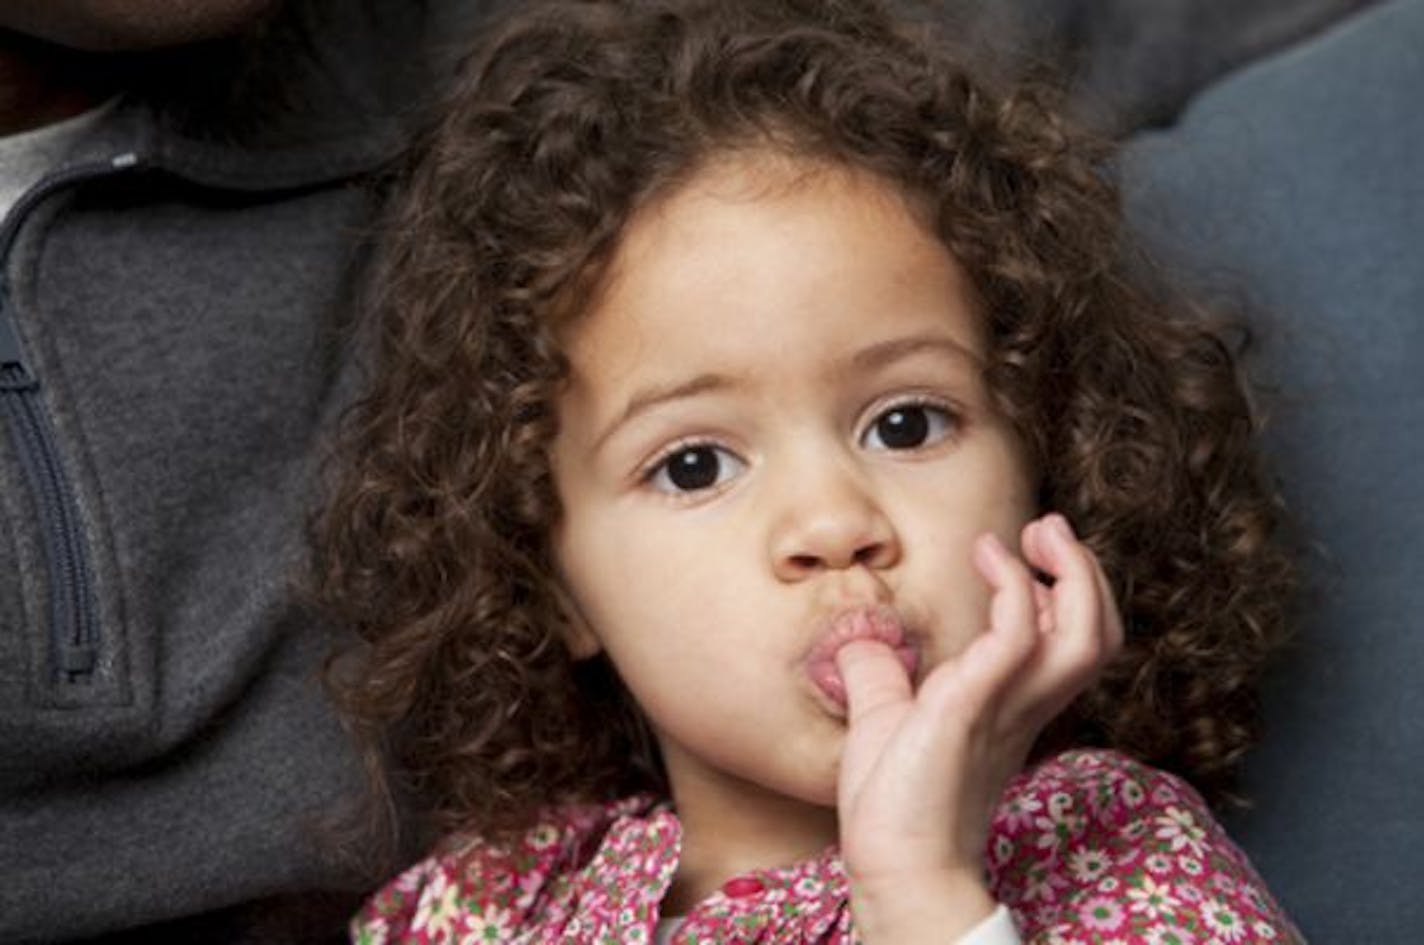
top-left (803, 604), bottom-right (921, 717)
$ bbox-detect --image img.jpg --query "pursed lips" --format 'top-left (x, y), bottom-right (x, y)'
top-left (802, 603), bottom-right (922, 716)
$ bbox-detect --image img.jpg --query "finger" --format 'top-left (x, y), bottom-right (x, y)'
top-left (1024, 515), bottom-right (1124, 657)
top-left (1022, 515), bottom-right (1099, 642)
top-left (1012, 514), bottom-right (1109, 718)
top-left (931, 531), bottom-right (1039, 710)
top-left (836, 639), bottom-right (913, 723)
top-left (1023, 520), bottom-right (1056, 634)
top-left (977, 532), bottom-right (1037, 641)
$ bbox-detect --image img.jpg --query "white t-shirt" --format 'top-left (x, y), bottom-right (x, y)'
top-left (652, 903), bottom-right (1021, 944)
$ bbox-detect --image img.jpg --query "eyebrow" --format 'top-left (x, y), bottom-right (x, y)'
top-left (849, 333), bottom-right (980, 371)
top-left (592, 372), bottom-right (736, 453)
top-left (591, 332), bottom-right (979, 452)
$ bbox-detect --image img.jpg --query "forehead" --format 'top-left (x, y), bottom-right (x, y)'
top-left (561, 154), bottom-right (984, 377)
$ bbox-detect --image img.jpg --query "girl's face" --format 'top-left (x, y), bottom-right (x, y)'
top-left (551, 154), bottom-right (1035, 860)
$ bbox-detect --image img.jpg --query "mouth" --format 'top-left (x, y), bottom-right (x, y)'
top-left (802, 604), bottom-right (921, 718)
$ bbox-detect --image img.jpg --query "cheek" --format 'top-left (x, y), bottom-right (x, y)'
top-left (908, 524), bottom-right (995, 651)
top-left (903, 455), bottom-right (1033, 557)
top-left (553, 515), bottom-right (626, 628)
top-left (554, 499), bottom-right (713, 653)
top-left (899, 461), bottom-right (1034, 659)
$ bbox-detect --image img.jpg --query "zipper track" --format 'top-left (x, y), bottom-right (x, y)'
top-left (0, 153), bottom-right (142, 684)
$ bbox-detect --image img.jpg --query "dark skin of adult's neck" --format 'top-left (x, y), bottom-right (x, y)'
top-left (0, 30), bottom-right (119, 135)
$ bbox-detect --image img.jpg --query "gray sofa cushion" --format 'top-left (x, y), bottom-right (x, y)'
top-left (1120, 0), bottom-right (1424, 939)
top-left (922, 0), bottom-right (1380, 132)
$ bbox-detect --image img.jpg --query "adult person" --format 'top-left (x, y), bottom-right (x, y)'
top-left (0, 2), bottom-right (487, 942)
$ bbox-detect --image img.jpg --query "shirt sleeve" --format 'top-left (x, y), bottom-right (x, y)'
top-left (986, 750), bottom-right (1303, 944)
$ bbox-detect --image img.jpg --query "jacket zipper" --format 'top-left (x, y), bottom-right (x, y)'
top-left (0, 152), bottom-right (142, 684)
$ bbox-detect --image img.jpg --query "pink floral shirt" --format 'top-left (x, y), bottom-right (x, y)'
top-left (352, 750), bottom-right (1301, 944)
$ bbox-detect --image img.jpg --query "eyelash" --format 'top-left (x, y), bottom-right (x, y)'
top-left (635, 394), bottom-right (962, 495)
top-left (861, 395), bottom-right (961, 450)
top-left (637, 436), bottom-right (736, 493)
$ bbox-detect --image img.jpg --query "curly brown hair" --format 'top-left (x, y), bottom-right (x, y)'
top-left (310, 0), bottom-right (1295, 847)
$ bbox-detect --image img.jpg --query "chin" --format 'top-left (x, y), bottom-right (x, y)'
top-left (776, 769), bottom-right (839, 810)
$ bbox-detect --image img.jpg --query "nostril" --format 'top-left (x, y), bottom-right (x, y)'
top-left (775, 516), bottom-right (899, 577)
top-left (789, 553), bottom-right (821, 571)
top-left (853, 542), bottom-right (888, 566)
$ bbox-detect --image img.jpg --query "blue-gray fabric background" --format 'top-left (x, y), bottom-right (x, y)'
top-left (1120, 1), bottom-right (1424, 939)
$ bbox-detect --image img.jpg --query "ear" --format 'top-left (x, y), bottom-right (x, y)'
top-left (552, 583), bottom-right (602, 660)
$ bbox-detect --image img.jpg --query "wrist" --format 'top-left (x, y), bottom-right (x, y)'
top-left (849, 867), bottom-right (997, 944)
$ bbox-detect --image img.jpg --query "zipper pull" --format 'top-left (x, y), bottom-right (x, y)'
top-left (58, 643), bottom-right (98, 676)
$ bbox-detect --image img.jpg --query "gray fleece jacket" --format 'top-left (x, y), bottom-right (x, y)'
top-left (0, 2), bottom-right (485, 941)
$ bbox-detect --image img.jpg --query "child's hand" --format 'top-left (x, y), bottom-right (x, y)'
top-left (835, 513), bottom-right (1123, 943)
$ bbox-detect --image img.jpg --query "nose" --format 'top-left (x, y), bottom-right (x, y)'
top-left (769, 459), bottom-right (900, 581)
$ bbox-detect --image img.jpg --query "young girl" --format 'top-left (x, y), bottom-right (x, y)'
top-left (315, 1), bottom-right (1301, 941)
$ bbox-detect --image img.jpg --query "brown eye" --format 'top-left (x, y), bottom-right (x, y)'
top-left (649, 444), bottom-right (746, 494)
top-left (862, 403), bottom-right (955, 451)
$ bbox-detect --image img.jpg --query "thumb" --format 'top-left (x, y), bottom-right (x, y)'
top-left (836, 640), bottom-right (913, 723)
